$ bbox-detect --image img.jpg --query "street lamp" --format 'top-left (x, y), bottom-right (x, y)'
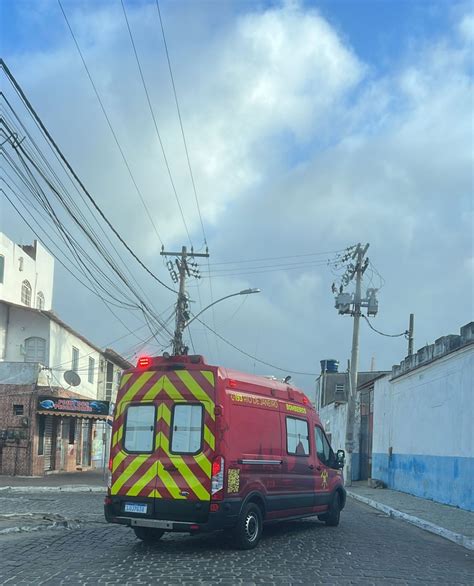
top-left (184, 288), bottom-right (261, 330)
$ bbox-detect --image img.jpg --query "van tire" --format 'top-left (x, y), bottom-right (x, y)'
top-left (232, 503), bottom-right (263, 550)
top-left (322, 493), bottom-right (341, 527)
top-left (133, 527), bottom-right (165, 542)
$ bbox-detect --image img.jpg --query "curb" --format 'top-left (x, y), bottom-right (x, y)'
top-left (0, 485), bottom-right (106, 493)
top-left (347, 490), bottom-right (474, 551)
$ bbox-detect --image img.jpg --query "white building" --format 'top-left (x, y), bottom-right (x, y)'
top-left (0, 233), bottom-right (132, 476)
top-left (0, 233), bottom-right (54, 311)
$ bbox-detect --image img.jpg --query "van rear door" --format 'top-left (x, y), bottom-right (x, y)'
top-left (110, 368), bottom-right (216, 523)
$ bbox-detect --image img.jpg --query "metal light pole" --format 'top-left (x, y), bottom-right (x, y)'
top-left (184, 288), bottom-right (261, 331)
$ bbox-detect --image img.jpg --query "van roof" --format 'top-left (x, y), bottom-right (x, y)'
top-left (129, 354), bottom-right (314, 410)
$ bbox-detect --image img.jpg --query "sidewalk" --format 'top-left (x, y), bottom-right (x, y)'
top-left (347, 481), bottom-right (474, 551)
top-left (0, 469), bottom-right (107, 492)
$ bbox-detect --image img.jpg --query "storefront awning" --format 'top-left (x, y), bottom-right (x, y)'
top-left (37, 410), bottom-right (110, 420)
top-left (37, 396), bottom-right (110, 420)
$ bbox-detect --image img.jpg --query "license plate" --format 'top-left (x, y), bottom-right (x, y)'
top-left (124, 503), bottom-right (147, 514)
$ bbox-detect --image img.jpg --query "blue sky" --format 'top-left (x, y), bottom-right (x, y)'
top-left (1, 0), bottom-right (472, 393)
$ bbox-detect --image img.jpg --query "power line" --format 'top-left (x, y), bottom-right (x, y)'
top-left (120, 0), bottom-right (192, 247)
top-left (195, 317), bottom-right (318, 376)
top-left (154, 0), bottom-right (206, 247)
top-left (207, 249), bottom-right (346, 266)
top-left (363, 316), bottom-right (408, 338)
top-left (0, 58), bottom-right (176, 295)
top-left (56, 0), bottom-right (165, 248)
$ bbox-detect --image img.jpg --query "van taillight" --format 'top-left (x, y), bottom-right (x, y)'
top-left (108, 457), bottom-right (113, 471)
top-left (211, 456), bottom-right (224, 500)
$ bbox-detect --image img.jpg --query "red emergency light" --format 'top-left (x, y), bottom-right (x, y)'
top-left (137, 356), bottom-right (152, 369)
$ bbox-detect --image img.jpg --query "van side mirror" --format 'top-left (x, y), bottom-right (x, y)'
top-left (336, 449), bottom-right (345, 469)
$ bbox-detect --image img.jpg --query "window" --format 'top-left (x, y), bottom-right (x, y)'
top-left (315, 426), bottom-right (332, 466)
top-left (21, 279), bottom-right (32, 306)
top-left (24, 337), bottom-right (46, 363)
top-left (72, 347), bottom-right (79, 372)
top-left (171, 404), bottom-right (203, 454)
top-left (88, 357), bottom-right (95, 384)
top-left (286, 417), bottom-right (310, 456)
top-left (36, 291), bottom-right (45, 310)
top-left (13, 404), bottom-right (24, 415)
top-left (0, 255), bottom-right (4, 284)
top-left (18, 256), bottom-right (24, 271)
top-left (335, 384), bottom-right (345, 393)
top-left (38, 416), bottom-right (45, 455)
top-left (124, 405), bottom-right (155, 452)
top-left (69, 419), bottom-right (76, 445)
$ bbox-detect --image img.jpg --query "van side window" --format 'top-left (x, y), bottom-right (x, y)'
top-left (286, 417), bottom-right (309, 456)
top-left (171, 404), bottom-right (203, 454)
top-left (124, 405), bottom-right (155, 452)
top-left (315, 426), bottom-right (332, 466)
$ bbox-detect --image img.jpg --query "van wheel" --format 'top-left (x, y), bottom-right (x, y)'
top-left (133, 527), bottom-right (164, 542)
top-left (323, 493), bottom-right (341, 527)
top-left (232, 503), bottom-right (263, 550)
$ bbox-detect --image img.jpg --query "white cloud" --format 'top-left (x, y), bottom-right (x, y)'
top-left (2, 1), bottom-right (472, 393)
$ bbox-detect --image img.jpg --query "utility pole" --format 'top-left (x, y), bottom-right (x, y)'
top-left (333, 243), bottom-right (371, 486)
top-left (408, 313), bottom-right (415, 356)
top-left (160, 245), bottom-right (209, 355)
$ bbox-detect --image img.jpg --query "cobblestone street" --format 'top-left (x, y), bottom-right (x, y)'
top-left (0, 493), bottom-right (472, 585)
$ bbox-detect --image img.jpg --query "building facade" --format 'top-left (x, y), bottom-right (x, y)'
top-left (314, 363), bottom-right (389, 481)
top-left (372, 322), bottom-right (473, 511)
top-left (0, 233), bottom-right (54, 311)
top-left (0, 301), bottom-right (131, 476)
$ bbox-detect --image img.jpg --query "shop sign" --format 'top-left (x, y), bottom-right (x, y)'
top-left (37, 396), bottom-right (109, 415)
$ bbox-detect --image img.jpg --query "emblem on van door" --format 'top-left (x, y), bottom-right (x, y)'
top-left (180, 490), bottom-right (190, 497)
top-left (321, 469), bottom-right (329, 488)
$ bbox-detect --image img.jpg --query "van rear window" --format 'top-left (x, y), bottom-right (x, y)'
top-left (171, 404), bottom-right (203, 454)
top-left (124, 405), bottom-right (155, 453)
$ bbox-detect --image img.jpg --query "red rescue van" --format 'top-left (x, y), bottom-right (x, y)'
top-left (104, 355), bottom-right (346, 549)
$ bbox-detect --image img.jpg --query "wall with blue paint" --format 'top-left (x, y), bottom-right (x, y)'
top-left (372, 344), bottom-right (474, 511)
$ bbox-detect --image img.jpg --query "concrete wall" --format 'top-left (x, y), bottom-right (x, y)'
top-left (319, 396), bottom-right (361, 481)
top-left (372, 343), bottom-right (474, 511)
top-left (0, 233), bottom-right (54, 310)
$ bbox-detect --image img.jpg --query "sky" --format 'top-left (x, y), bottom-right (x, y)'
top-left (1, 0), bottom-right (473, 396)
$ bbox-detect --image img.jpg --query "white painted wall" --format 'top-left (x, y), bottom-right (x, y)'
top-left (373, 345), bottom-right (474, 459)
top-left (48, 320), bottom-right (102, 400)
top-left (0, 233), bottom-right (54, 310)
top-left (0, 304), bottom-right (50, 362)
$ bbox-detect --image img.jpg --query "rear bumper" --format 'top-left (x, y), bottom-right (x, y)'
top-left (104, 498), bottom-right (240, 533)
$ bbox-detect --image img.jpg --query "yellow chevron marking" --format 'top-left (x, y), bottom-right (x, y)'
top-left (204, 425), bottom-right (215, 450)
top-left (159, 432), bottom-right (209, 500)
top-left (119, 373), bottom-right (133, 390)
top-left (194, 452), bottom-right (211, 477)
top-left (201, 370), bottom-right (215, 386)
top-left (142, 375), bottom-right (164, 401)
top-left (121, 371), bottom-right (156, 404)
top-left (175, 371), bottom-right (215, 420)
top-left (111, 456), bottom-right (147, 495)
top-left (112, 422), bottom-right (124, 448)
top-left (162, 376), bottom-right (185, 401)
top-left (148, 488), bottom-right (161, 498)
top-left (155, 404), bottom-right (164, 449)
top-left (161, 403), bottom-right (172, 426)
top-left (112, 450), bottom-right (127, 473)
top-left (126, 462), bottom-right (157, 497)
top-left (157, 459), bottom-right (185, 499)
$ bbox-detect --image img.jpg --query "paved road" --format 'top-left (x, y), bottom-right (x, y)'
top-left (0, 496), bottom-right (472, 585)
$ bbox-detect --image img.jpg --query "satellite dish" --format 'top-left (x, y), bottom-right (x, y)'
top-left (64, 370), bottom-right (81, 387)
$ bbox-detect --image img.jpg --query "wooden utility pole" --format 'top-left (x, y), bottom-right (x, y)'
top-left (160, 246), bottom-right (209, 355)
